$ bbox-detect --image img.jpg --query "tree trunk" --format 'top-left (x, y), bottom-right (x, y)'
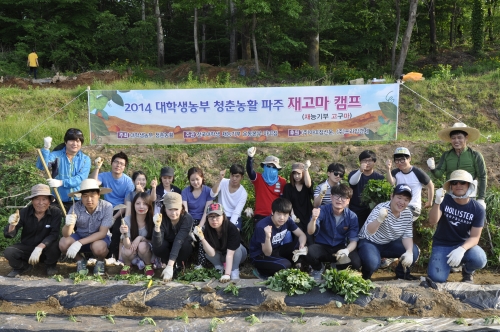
top-left (241, 23), bottom-right (251, 60)
top-left (450, 2), bottom-right (456, 47)
top-left (202, 5), bottom-right (208, 63)
top-left (429, 0), bottom-right (437, 54)
top-left (194, 8), bottom-right (201, 76)
top-left (307, 0), bottom-right (319, 70)
top-left (394, 0), bottom-right (418, 78)
top-left (252, 13), bottom-right (259, 74)
top-left (155, 0), bottom-right (164, 67)
top-left (142, 0), bottom-right (146, 21)
top-left (391, 0), bottom-right (400, 75)
top-left (229, 0), bottom-right (237, 63)
top-left (488, 5), bottom-right (493, 41)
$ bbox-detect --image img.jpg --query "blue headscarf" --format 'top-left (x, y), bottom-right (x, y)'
top-left (262, 165), bottom-right (279, 186)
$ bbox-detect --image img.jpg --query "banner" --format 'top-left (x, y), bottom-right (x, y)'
top-left (88, 84), bottom-right (399, 145)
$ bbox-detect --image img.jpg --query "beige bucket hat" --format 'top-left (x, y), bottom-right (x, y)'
top-left (67, 179), bottom-right (112, 197)
top-left (437, 123), bottom-right (480, 143)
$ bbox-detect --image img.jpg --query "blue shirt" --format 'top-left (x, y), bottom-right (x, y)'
top-left (249, 216), bottom-right (298, 258)
top-left (98, 172), bottom-right (135, 207)
top-left (181, 185), bottom-right (212, 220)
top-left (313, 205), bottom-right (359, 247)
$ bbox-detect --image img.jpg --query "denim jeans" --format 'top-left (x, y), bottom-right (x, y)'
top-left (427, 244), bottom-right (487, 283)
top-left (358, 238), bottom-right (420, 279)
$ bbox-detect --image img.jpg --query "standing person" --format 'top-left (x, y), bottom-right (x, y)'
top-left (151, 166), bottom-right (181, 215)
top-left (181, 167), bottom-right (213, 267)
top-left (91, 151), bottom-right (135, 259)
top-left (124, 171), bottom-right (151, 216)
top-left (59, 179), bottom-right (113, 276)
top-left (305, 184), bottom-right (361, 280)
top-left (246, 147), bottom-right (286, 224)
top-left (119, 192), bottom-right (156, 278)
top-left (37, 128), bottom-right (91, 212)
top-left (193, 203), bottom-right (247, 281)
top-left (152, 192), bottom-right (194, 281)
top-left (283, 161), bottom-right (314, 244)
top-left (427, 170), bottom-right (487, 284)
top-left (210, 164), bottom-right (248, 231)
top-left (348, 150), bottom-right (385, 228)
top-left (313, 163), bottom-right (345, 207)
top-left (3, 184), bottom-right (62, 277)
top-left (249, 197), bottom-right (307, 278)
top-left (427, 123), bottom-right (487, 210)
top-left (27, 49), bottom-right (39, 79)
top-left (357, 184), bottom-right (420, 280)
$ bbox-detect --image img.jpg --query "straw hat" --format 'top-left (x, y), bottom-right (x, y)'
top-left (67, 179), bottom-right (112, 197)
top-left (24, 184), bottom-right (55, 201)
top-left (437, 123), bottom-right (480, 142)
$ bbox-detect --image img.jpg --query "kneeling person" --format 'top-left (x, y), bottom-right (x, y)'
top-left (427, 170), bottom-right (486, 283)
top-left (249, 197), bottom-right (307, 277)
top-left (305, 184), bottom-right (361, 281)
top-left (59, 179), bottom-right (113, 275)
top-left (358, 184), bottom-right (420, 280)
top-left (4, 184), bottom-right (62, 277)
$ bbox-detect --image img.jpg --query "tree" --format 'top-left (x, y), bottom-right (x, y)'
top-left (471, 0), bottom-right (484, 53)
top-left (394, 0), bottom-right (418, 78)
top-left (155, 0), bottom-right (165, 67)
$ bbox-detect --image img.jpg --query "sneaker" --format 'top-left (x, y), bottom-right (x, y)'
top-left (462, 270), bottom-right (474, 284)
top-left (230, 269), bottom-right (240, 280)
top-left (451, 265), bottom-right (462, 273)
top-left (193, 264), bottom-right (203, 270)
top-left (6, 264), bottom-right (33, 278)
top-left (144, 265), bottom-right (154, 278)
top-left (380, 258), bottom-right (398, 269)
top-left (76, 259), bottom-right (88, 274)
top-left (120, 265), bottom-right (131, 275)
top-left (311, 264), bottom-right (325, 282)
top-left (46, 265), bottom-right (58, 277)
top-left (396, 273), bottom-right (419, 281)
top-left (93, 260), bottom-right (105, 276)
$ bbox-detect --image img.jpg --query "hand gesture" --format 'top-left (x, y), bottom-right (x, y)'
top-left (43, 137), bottom-right (52, 149)
top-left (193, 225), bottom-right (204, 241)
top-left (427, 157), bottom-right (435, 170)
top-left (219, 169), bottom-right (226, 180)
top-left (360, 162), bottom-right (368, 172)
top-left (28, 246), bottom-right (43, 265)
top-left (162, 265), bottom-right (174, 281)
top-left (47, 178), bottom-right (63, 188)
top-left (150, 178), bottom-right (158, 188)
top-left (119, 219), bottom-right (128, 235)
top-left (385, 159), bottom-right (392, 169)
top-left (94, 157), bottom-right (103, 169)
top-left (244, 207), bottom-right (254, 218)
top-left (153, 213), bottom-right (162, 230)
top-left (434, 188), bottom-right (445, 205)
top-left (264, 225), bottom-right (272, 238)
top-left (304, 160), bottom-right (311, 171)
top-left (311, 208), bottom-right (320, 220)
top-left (320, 183), bottom-right (328, 196)
top-left (400, 251), bottom-right (413, 268)
top-left (247, 147), bottom-right (256, 157)
top-left (8, 210), bottom-right (20, 226)
top-left (135, 183), bottom-right (144, 193)
top-left (447, 246), bottom-right (466, 267)
top-left (335, 248), bottom-right (351, 264)
top-left (65, 212), bottom-right (77, 226)
top-left (219, 275), bottom-right (230, 283)
top-left (376, 208), bottom-right (388, 224)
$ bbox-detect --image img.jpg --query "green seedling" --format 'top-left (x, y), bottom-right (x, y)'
top-left (223, 283), bottom-right (241, 296)
top-left (113, 273), bottom-right (149, 285)
top-left (454, 318), bottom-right (469, 326)
top-left (52, 274), bottom-right (63, 282)
top-left (485, 316), bottom-right (500, 325)
top-left (265, 268), bottom-right (318, 296)
top-left (209, 317), bottom-right (225, 332)
top-left (139, 317), bottom-right (156, 326)
top-left (385, 317), bottom-right (420, 325)
top-left (36, 311), bottom-right (46, 322)
top-left (245, 314), bottom-right (261, 326)
top-left (176, 267), bottom-right (222, 282)
top-left (291, 308), bottom-right (307, 324)
top-left (175, 312), bottom-right (189, 324)
top-left (362, 318), bottom-right (384, 326)
top-left (69, 270), bottom-right (106, 285)
top-left (101, 314), bottom-right (115, 324)
top-left (191, 303), bottom-right (200, 309)
top-left (68, 315), bottom-right (80, 322)
top-left (321, 320), bottom-right (341, 326)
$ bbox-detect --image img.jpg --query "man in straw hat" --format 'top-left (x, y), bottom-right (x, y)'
top-left (3, 184), bottom-right (62, 277)
top-left (59, 179), bottom-right (113, 276)
top-left (427, 123), bottom-right (487, 210)
top-left (427, 170), bottom-right (487, 284)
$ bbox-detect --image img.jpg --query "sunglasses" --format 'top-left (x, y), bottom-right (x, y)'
top-left (450, 180), bottom-right (467, 186)
top-left (67, 129), bottom-right (83, 136)
top-left (265, 164), bottom-right (277, 169)
top-left (329, 171), bottom-right (344, 177)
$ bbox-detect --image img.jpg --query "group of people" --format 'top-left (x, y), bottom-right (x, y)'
top-left (3, 122), bottom-right (488, 286)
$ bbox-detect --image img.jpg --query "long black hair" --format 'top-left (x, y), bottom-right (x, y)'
top-left (130, 192), bottom-right (154, 240)
top-left (204, 213), bottom-right (230, 251)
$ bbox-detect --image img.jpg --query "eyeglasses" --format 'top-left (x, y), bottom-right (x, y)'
top-left (113, 160), bottom-right (126, 167)
top-left (394, 158), bottom-right (407, 164)
top-left (450, 180), bottom-right (467, 186)
top-left (332, 194), bottom-right (348, 202)
top-left (361, 158), bottom-right (374, 163)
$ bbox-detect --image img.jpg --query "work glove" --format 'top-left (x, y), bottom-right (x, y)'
top-left (153, 213), bottom-right (162, 232)
top-left (247, 147), bottom-right (256, 157)
top-left (434, 188), bottom-right (445, 205)
top-left (120, 218), bottom-right (129, 236)
top-left (219, 275), bottom-right (231, 283)
top-left (400, 250), bottom-right (413, 268)
top-left (292, 246), bottom-right (308, 262)
top-left (376, 208), bottom-right (388, 224)
top-left (162, 265), bottom-right (174, 282)
top-left (28, 247), bottom-right (43, 265)
top-left (66, 241), bottom-right (82, 259)
top-left (43, 137), bottom-right (52, 149)
top-left (8, 210), bottom-right (20, 226)
top-left (244, 207), bottom-right (254, 218)
top-left (94, 157), bottom-right (103, 169)
top-left (320, 183), bottom-right (328, 196)
top-left (477, 199), bottom-right (486, 210)
top-left (447, 246), bottom-right (466, 267)
top-left (304, 160), bottom-right (311, 171)
top-left (427, 157), bottom-right (435, 170)
top-left (47, 179), bottom-right (63, 188)
top-left (291, 214), bottom-right (300, 223)
top-left (193, 225), bottom-right (204, 241)
top-left (65, 213), bottom-right (77, 226)
top-left (335, 249), bottom-right (351, 265)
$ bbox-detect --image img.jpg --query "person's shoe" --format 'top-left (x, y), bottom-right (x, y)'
top-left (76, 259), bottom-right (88, 274)
top-left (46, 265), bottom-right (58, 277)
top-left (451, 265), bottom-right (462, 273)
top-left (193, 264), bottom-right (203, 270)
top-left (396, 273), bottom-right (419, 281)
top-left (380, 257), bottom-right (399, 269)
top-left (230, 269), bottom-right (240, 280)
top-left (120, 265), bottom-right (131, 276)
top-left (420, 276), bottom-right (438, 290)
top-left (252, 268), bottom-right (268, 280)
top-left (144, 265), bottom-right (155, 278)
top-left (462, 270), bottom-right (474, 284)
top-left (93, 260), bottom-right (105, 276)
top-left (6, 264), bottom-right (33, 278)
top-left (311, 263), bottom-right (325, 282)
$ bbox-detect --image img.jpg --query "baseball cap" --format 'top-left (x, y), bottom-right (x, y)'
top-left (394, 147), bottom-right (411, 156)
top-left (206, 203), bottom-right (224, 215)
top-left (291, 162), bottom-right (305, 173)
top-left (160, 166), bottom-right (175, 177)
top-left (393, 184), bottom-right (412, 197)
top-left (163, 192), bottom-right (182, 210)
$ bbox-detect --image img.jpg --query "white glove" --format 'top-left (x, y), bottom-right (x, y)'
top-left (220, 274), bottom-right (231, 283)
top-left (335, 249), bottom-right (351, 265)
top-left (304, 160), bottom-right (311, 170)
top-left (477, 199), bottom-right (486, 210)
top-left (320, 183), bottom-right (328, 196)
top-left (435, 188), bottom-right (445, 205)
top-left (47, 178), bottom-right (63, 188)
top-left (28, 247), bottom-right (43, 265)
top-left (162, 265), bottom-right (174, 281)
top-left (447, 246), bottom-right (466, 267)
top-left (43, 137), bottom-right (52, 149)
top-left (8, 210), bottom-right (20, 226)
top-left (376, 208), bottom-right (388, 224)
top-left (244, 207), bottom-right (254, 218)
top-left (292, 247), bottom-right (308, 262)
top-left (66, 241), bottom-right (82, 259)
top-left (193, 225), bottom-right (204, 240)
top-left (65, 213), bottom-right (77, 226)
top-left (427, 157), bottom-right (435, 170)
top-left (94, 157), bottom-right (103, 169)
top-left (247, 147), bottom-right (256, 157)
top-left (153, 213), bottom-right (162, 231)
top-left (400, 251), bottom-right (413, 268)
top-left (291, 214), bottom-right (299, 223)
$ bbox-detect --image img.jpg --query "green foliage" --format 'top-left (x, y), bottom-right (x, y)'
top-left (320, 268), bottom-right (375, 304)
top-left (245, 314), bottom-right (261, 326)
top-left (112, 273), bottom-right (151, 285)
top-left (52, 275), bottom-right (64, 282)
top-left (431, 64), bottom-right (454, 81)
top-left (385, 317), bottom-right (420, 325)
top-left (471, 0), bottom-right (484, 54)
top-left (209, 318), bottom-right (225, 332)
top-left (454, 317), bottom-right (469, 326)
top-left (484, 316), bottom-right (500, 325)
top-left (68, 315), bottom-right (79, 323)
top-left (175, 312), bottom-right (189, 324)
top-left (321, 319), bottom-right (341, 326)
top-left (68, 269), bottom-right (106, 284)
top-left (265, 268), bottom-right (318, 296)
top-left (101, 314), bottom-right (115, 324)
top-left (360, 179), bottom-right (393, 209)
top-left (290, 308), bottom-right (307, 324)
top-left (175, 267), bottom-right (222, 282)
top-left (277, 61), bottom-right (292, 76)
top-left (223, 282), bottom-right (241, 296)
top-left (139, 317), bottom-right (156, 326)
top-left (36, 311), bottom-right (46, 323)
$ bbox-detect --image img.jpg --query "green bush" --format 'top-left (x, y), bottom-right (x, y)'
top-left (320, 268), bottom-right (375, 303)
top-left (360, 179), bottom-right (393, 209)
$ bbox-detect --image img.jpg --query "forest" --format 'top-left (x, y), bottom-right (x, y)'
top-left (0, 0), bottom-right (497, 79)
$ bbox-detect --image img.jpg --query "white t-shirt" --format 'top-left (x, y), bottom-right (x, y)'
top-left (391, 166), bottom-right (430, 209)
top-left (210, 178), bottom-right (248, 228)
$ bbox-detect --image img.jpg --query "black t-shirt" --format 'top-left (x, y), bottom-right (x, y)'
top-left (283, 183), bottom-right (314, 223)
top-left (348, 170), bottom-right (384, 210)
top-left (204, 222), bottom-right (241, 256)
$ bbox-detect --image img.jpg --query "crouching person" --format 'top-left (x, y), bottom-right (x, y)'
top-left (358, 184), bottom-right (420, 280)
top-left (305, 184), bottom-right (361, 281)
top-left (59, 179), bottom-right (113, 275)
top-left (152, 192), bottom-right (193, 282)
top-left (194, 203), bottom-right (247, 282)
top-left (4, 184), bottom-right (62, 277)
top-left (249, 197), bottom-right (307, 278)
top-left (427, 170), bottom-right (487, 284)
